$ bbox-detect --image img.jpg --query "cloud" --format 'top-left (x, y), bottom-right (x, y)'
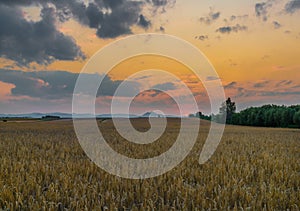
top-left (85, 3), bottom-right (104, 28)
top-left (0, 0), bottom-right (177, 66)
top-left (134, 89), bottom-right (178, 108)
top-left (0, 5), bottom-right (84, 66)
top-left (273, 21), bottom-right (281, 29)
top-left (230, 15), bottom-right (237, 21)
top-left (95, 0), bottom-right (144, 38)
top-left (255, 2), bottom-right (268, 21)
top-left (260, 91), bottom-right (300, 96)
top-left (224, 80), bottom-right (300, 100)
top-left (57, 0), bottom-right (174, 38)
top-left (228, 59), bottom-right (238, 67)
top-left (223, 14), bottom-right (249, 23)
top-left (285, 0), bottom-right (300, 13)
top-left (199, 8), bottom-right (221, 25)
top-left (206, 76), bottom-right (220, 81)
top-left (137, 14), bottom-right (151, 29)
top-left (147, 0), bottom-right (176, 13)
top-left (150, 0), bottom-right (174, 7)
top-left (0, 69), bottom-right (140, 99)
top-left (216, 24), bottom-right (248, 34)
top-left (224, 82), bottom-right (237, 89)
top-left (151, 82), bottom-right (177, 91)
top-left (255, 1), bottom-right (274, 21)
top-left (229, 14), bottom-right (249, 21)
top-left (0, 0), bottom-right (176, 42)
top-left (195, 35), bottom-right (208, 41)
top-left (253, 80), bottom-right (270, 88)
top-left (159, 26), bottom-right (165, 33)
top-left (137, 89), bottom-right (162, 98)
top-left (276, 80), bottom-right (292, 86)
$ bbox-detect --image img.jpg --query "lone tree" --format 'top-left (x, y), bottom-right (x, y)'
top-left (219, 97), bottom-right (236, 124)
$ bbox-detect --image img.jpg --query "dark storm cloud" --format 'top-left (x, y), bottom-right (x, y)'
top-left (151, 0), bottom-right (170, 6)
top-left (273, 21), bottom-right (282, 29)
top-left (151, 82), bottom-right (176, 91)
top-left (0, 0), bottom-right (38, 6)
top-left (0, 0), bottom-right (176, 65)
top-left (199, 9), bottom-right (221, 25)
top-left (96, 0), bottom-right (144, 38)
top-left (285, 0), bottom-right (300, 13)
top-left (0, 0), bottom-right (89, 24)
top-left (0, 5), bottom-right (84, 66)
top-left (216, 24), bottom-right (247, 34)
top-left (85, 3), bottom-right (104, 28)
top-left (0, 69), bottom-right (140, 99)
top-left (51, 0), bottom-right (173, 38)
top-left (2, 0), bottom-right (172, 31)
top-left (37, 0), bottom-right (143, 39)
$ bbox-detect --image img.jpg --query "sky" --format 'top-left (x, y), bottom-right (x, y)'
top-left (0, 0), bottom-right (300, 115)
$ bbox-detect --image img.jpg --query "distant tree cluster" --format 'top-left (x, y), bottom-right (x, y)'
top-left (231, 104), bottom-right (300, 128)
top-left (41, 115), bottom-right (61, 120)
top-left (191, 98), bottom-right (300, 128)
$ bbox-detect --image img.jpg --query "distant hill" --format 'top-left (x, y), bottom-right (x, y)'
top-left (141, 111), bottom-right (181, 118)
top-left (0, 113), bottom-right (86, 119)
top-left (142, 111), bottom-right (161, 118)
top-left (0, 113), bottom-right (139, 119)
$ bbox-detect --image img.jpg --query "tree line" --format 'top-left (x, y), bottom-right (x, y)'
top-left (191, 98), bottom-right (300, 128)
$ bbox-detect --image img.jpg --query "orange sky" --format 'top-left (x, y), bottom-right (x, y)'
top-left (0, 0), bottom-right (299, 114)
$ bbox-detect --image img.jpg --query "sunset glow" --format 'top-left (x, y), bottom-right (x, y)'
top-left (0, 0), bottom-right (299, 114)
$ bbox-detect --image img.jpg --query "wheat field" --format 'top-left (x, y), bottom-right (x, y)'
top-left (0, 119), bottom-right (299, 210)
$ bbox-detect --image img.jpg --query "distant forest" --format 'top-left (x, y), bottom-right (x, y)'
top-left (191, 98), bottom-right (300, 128)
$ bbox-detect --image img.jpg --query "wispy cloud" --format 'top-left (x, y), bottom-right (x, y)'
top-left (273, 21), bottom-right (282, 29)
top-left (151, 82), bottom-right (177, 91)
top-left (199, 8), bottom-right (221, 25)
top-left (229, 14), bottom-right (249, 21)
top-left (224, 80), bottom-right (300, 99)
top-left (216, 24), bottom-right (248, 34)
top-left (195, 35), bottom-right (209, 41)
